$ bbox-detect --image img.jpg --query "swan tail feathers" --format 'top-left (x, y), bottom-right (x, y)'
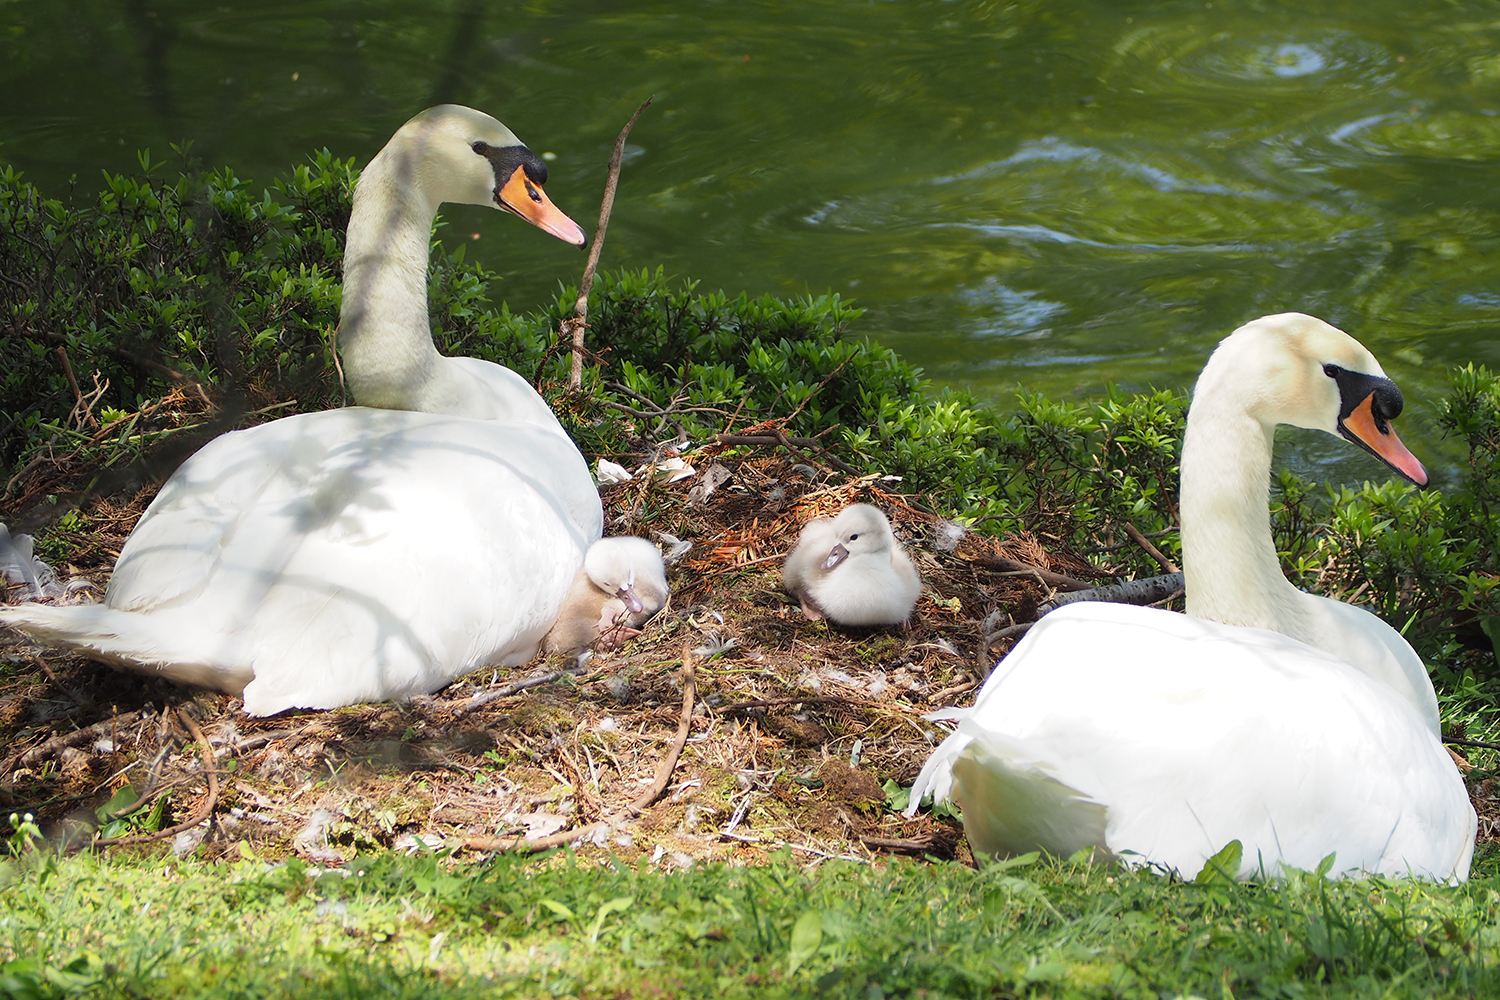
top-left (0, 603), bottom-right (248, 696)
top-left (944, 725), bottom-right (1108, 861)
top-left (904, 709), bottom-right (971, 818)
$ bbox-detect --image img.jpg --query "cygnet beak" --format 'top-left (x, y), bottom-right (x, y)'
top-left (618, 584), bottom-right (645, 615)
top-left (822, 543), bottom-right (849, 571)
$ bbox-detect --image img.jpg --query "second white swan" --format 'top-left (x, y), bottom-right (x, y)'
top-left (908, 313), bottom-right (1476, 881)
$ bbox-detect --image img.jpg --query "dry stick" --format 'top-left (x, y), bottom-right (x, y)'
top-left (93, 708), bottom-right (220, 849)
top-left (567, 97), bottom-right (654, 391)
top-left (12, 712), bottom-right (145, 771)
top-left (860, 834), bottom-right (946, 854)
top-left (969, 552), bottom-right (1093, 593)
top-left (716, 694), bottom-right (887, 714)
top-left (53, 347), bottom-right (98, 430)
top-left (464, 647), bottom-right (696, 853)
top-left (451, 662), bottom-right (593, 717)
top-left (1446, 736), bottom-right (1500, 752)
top-left (1123, 523), bottom-right (1179, 574)
top-left (1037, 571), bottom-right (1185, 616)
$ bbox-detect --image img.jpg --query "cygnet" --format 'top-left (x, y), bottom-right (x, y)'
top-left (782, 503), bottom-right (921, 626)
top-left (544, 536), bottom-right (669, 655)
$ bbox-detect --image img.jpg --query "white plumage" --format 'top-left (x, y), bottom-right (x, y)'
top-left (908, 313), bottom-right (1475, 881)
top-left (0, 106), bottom-right (602, 716)
top-left (782, 503), bottom-right (921, 626)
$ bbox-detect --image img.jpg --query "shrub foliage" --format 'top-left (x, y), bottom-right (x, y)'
top-left (2, 151), bottom-right (1499, 692)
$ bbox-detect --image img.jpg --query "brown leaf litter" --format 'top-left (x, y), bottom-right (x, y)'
top-left (1, 447), bottom-right (1495, 870)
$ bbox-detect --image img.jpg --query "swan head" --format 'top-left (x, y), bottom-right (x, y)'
top-left (820, 504), bottom-right (897, 571)
top-left (390, 105), bottom-right (587, 246)
top-left (583, 536), bottom-right (669, 616)
top-left (1198, 313), bottom-right (1427, 487)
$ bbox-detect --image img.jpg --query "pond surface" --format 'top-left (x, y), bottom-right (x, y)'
top-left (5, 0), bottom-right (1500, 481)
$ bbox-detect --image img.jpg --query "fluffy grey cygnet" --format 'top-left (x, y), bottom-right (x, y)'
top-left (782, 503), bottom-right (921, 626)
top-left (544, 536), bottom-right (669, 655)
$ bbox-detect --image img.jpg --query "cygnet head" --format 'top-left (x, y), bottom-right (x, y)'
top-left (379, 105), bottom-right (586, 245)
top-left (583, 537), bottom-right (669, 616)
top-left (1194, 312), bottom-right (1426, 486)
top-left (820, 504), bottom-right (897, 571)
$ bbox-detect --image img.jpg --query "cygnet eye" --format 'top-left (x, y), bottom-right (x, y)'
top-left (849, 533), bottom-right (860, 541)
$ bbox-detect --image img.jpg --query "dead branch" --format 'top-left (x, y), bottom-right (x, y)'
top-left (969, 552), bottom-right (1093, 592)
top-left (462, 646), bottom-right (696, 853)
top-left (53, 347), bottom-right (98, 430)
top-left (568, 97), bottom-right (653, 391)
top-left (12, 711), bottom-right (144, 772)
top-left (1124, 523), bottom-right (1179, 574)
top-left (715, 694), bottom-right (880, 714)
top-left (1037, 571), bottom-right (1185, 615)
top-left (447, 661), bottom-right (594, 717)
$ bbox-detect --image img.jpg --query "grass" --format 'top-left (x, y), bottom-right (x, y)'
top-left (4, 838), bottom-right (1500, 999)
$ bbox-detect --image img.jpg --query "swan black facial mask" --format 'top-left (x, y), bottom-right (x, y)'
top-left (1323, 364), bottom-right (1428, 487)
top-left (471, 141), bottom-right (587, 246)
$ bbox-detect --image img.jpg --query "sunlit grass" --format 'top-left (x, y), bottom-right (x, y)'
top-left (3, 840), bottom-right (1499, 999)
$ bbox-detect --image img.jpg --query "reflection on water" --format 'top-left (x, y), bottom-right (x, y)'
top-left (4, 0), bottom-right (1500, 483)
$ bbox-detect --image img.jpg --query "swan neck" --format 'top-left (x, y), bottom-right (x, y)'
top-left (1181, 400), bottom-right (1301, 632)
top-left (338, 146), bottom-right (444, 410)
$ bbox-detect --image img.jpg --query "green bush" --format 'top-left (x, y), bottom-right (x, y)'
top-left (3, 150), bottom-right (1500, 693)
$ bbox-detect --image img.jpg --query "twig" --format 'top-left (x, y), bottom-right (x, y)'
top-left (860, 834), bottom-right (947, 854)
top-left (93, 708), bottom-right (219, 849)
top-left (1123, 523), bottom-right (1178, 574)
top-left (970, 552), bottom-right (1093, 593)
top-left (463, 645), bottom-right (696, 853)
top-left (715, 694), bottom-right (884, 714)
top-left (11, 712), bottom-right (144, 772)
top-left (1037, 571), bottom-right (1186, 616)
top-left (568, 97), bottom-right (653, 391)
top-left (53, 347), bottom-right (98, 430)
top-left (1446, 736), bottom-right (1500, 752)
top-left (450, 663), bottom-right (592, 716)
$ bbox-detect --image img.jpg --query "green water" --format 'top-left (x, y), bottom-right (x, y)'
top-left (5, 0), bottom-right (1500, 479)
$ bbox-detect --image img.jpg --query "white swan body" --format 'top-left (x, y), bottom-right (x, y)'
top-left (0, 106), bottom-right (602, 715)
top-left (4, 409), bottom-right (599, 715)
top-left (782, 504), bottom-right (921, 626)
top-left (909, 313), bottom-right (1475, 881)
top-left (544, 536), bottom-right (669, 655)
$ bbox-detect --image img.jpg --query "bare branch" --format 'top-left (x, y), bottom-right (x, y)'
top-left (568, 98), bottom-right (653, 391)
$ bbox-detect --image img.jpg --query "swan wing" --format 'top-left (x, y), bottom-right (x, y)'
top-left (32, 408), bottom-right (598, 715)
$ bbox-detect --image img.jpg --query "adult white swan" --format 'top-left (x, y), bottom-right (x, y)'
top-left (0, 106), bottom-right (605, 716)
top-left (907, 313), bottom-right (1476, 881)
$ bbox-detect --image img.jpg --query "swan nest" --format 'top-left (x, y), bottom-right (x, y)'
top-left (3, 447), bottom-right (1497, 866)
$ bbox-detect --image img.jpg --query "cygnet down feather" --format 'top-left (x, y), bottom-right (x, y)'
top-left (544, 536), bottom-right (669, 655)
top-left (782, 504), bottom-right (921, 626)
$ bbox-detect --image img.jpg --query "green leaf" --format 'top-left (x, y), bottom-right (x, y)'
top-left (881, 779), bottom-right (910, 813)
top-left (538, 899), bottom-right (575, 922)
top-left (588, 895), bottom-right (635, 944)
top-left (1194, 840), bottom-right (1243, 885)
top-left (96, 785), bottom-right (140, 822)
top-left (786, 910), bottom-right (823, 975)
top-left (1481, 616), bottom-right (1500, 668)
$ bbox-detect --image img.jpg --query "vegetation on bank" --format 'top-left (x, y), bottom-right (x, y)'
top-left (4, 824), bottom-right (1500, 1000)
top-left (4, 147), bottom-right (1500, 694)
top-left (6, 151), bottom-right (1500, 998)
